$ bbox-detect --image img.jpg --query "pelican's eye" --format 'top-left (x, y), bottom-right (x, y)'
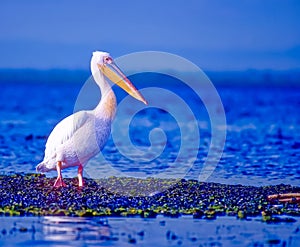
top-left (104, 56), bottom-right (112, 64)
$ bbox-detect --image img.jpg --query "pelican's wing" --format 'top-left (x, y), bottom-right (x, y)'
top-left (44, 110), bottom-right (91, 158)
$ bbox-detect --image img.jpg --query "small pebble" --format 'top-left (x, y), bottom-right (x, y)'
top-left (159, 220), bottom-right (166, 226)
top-left (19, 227), bottom-right (28, 233)
top-left (137, 230), bottom-right (144, 237)
top-left (128, 236), bottom-right (137, 244)
top-left (266, 239), bottom-right (281, 245)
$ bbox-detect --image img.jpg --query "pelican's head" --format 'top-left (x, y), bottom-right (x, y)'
top-left (92, 51), bottom-right (147, 105)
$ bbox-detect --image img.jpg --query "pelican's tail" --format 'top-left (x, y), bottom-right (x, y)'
top-left (36, 162), bottom-right (49, 173)
top-left (36, 159), bottom-right (55, 173)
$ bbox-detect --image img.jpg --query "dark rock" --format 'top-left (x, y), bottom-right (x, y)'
top-left (193, 210), bottom-right (204, 219)
top-left (166, 230), bottom-right (178, 240)
top-left (25, 134), bottom-right (33, 141)
top-left (128, 235), bottom-right (137, 244)
top-left (137, 230), bottom-right (144, 237)
top-left (19, 227), bottom-right (28, 232)
top-left (266, 239), bottom-right (281, 245)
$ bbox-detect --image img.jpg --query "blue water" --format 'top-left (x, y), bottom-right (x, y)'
top-left (0, 216), bottom-right (299, 246)
top-left (1, 73), bottom-right (300, 186)
top-left (1, 73), bottom-right (300, 247)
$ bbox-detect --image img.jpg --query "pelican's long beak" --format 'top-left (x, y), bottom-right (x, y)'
top-left (98, 62), bottom-right (148, 105)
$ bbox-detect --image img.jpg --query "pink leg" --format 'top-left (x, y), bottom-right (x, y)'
top-left (78, 164), bottom-right (84, 187)
top-left (53, 161), bottom-right (66, 187)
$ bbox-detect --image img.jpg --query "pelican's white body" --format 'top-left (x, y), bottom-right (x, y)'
top-left (36, 51), bottom-right (116, 173)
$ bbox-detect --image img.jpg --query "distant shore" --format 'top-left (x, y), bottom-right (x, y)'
top-left (0, 69), bottom-right (300, 86)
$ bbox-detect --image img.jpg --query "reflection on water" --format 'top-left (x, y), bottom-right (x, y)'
top-left (42, 217), bottom-right (112, 242)
top-left (0, 216), bottom-right (299, 246)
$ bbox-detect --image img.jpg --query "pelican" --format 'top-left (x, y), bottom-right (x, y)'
top-left (36, 51), bottom-right (147, 187)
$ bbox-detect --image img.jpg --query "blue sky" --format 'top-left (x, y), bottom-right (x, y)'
top-left (0, 0), bottom-right (299, 70)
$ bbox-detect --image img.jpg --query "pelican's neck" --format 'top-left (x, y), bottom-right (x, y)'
top-left (91, 65), bottom-right (116, 120)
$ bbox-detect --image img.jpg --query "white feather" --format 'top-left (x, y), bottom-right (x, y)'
top-left (36, 50), bottom-right (146, 179)
top-left (36, 51), bottom-right (115, 173)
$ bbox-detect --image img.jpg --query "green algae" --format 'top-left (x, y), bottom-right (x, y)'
top-left (0, 174), bottom-right (299, 222)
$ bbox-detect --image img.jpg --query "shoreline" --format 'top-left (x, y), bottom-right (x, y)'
top-left (0, 173), bottom-right (299, 222)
